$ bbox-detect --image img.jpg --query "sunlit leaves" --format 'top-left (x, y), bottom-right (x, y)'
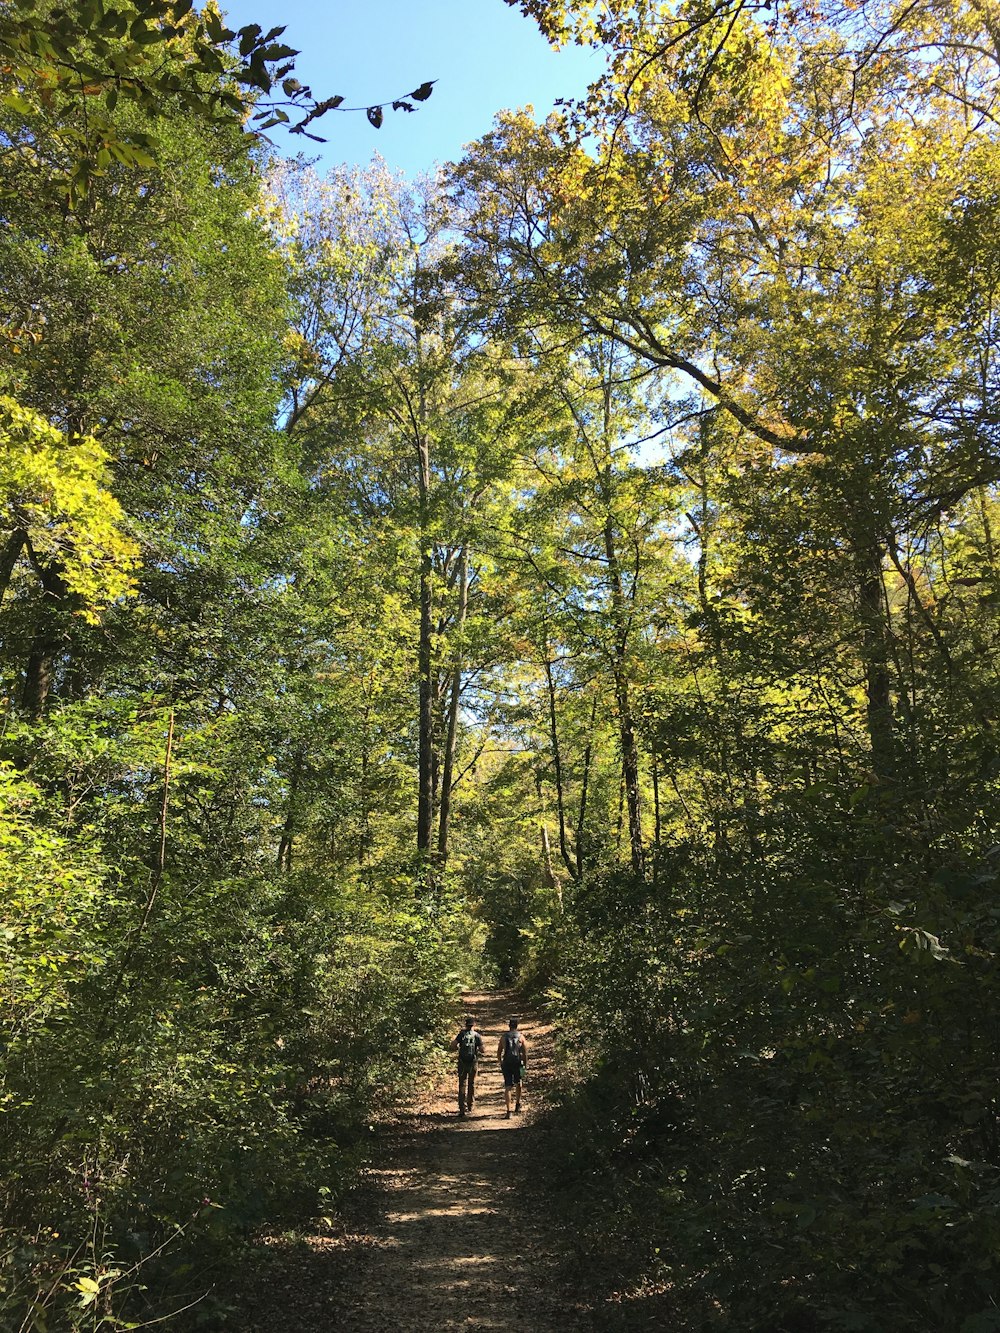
top-left (0, 397), bottom-right (138, 619)
top-left (1, 1), bottom-right (436, 201)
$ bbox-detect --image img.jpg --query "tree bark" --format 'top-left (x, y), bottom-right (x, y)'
top-left (437, 547), bottom-right (469, 861)
top-left (0, 528), bottom-right (26, 610)
top-left (576, 692), bottom-right (599, 877)
top-left (150, 710), bottom-right (174, 903)
top-left (416, 428), bottom-right (435, 858)
top-left (652, 751), bottom-right (662, 881)
top-left (857, 542), bottom-right (895, 782)
top-left (604, 512), bottom-right (645, 879)
top-left (544, 652), bottom-right (578, 879)
top-left (22, 560), bottom-right (69, 718)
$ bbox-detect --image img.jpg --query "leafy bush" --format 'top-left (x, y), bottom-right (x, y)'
top-left (544, 839), bottom-right (1000, 1331)
top-left (1, 744), bottom-right (461, 1331)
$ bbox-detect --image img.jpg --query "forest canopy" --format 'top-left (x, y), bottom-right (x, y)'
top-left (3, 0), bottom-right (1000, 1328)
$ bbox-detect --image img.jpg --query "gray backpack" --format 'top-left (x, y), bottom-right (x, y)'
top-left (501, 1031), bottom-right (523, 1066)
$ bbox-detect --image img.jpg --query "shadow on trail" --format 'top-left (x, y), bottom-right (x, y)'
top-left (231, 991), bottom-right (590, 1333)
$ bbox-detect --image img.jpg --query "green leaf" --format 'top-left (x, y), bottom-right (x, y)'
top-left (260, 44), bottom-right (298, 61)
top-left (238, 23), bottom-right (261, 57)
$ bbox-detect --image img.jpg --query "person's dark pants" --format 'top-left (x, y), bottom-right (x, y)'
top-left (458, 1061), bottom-right (477, 1113)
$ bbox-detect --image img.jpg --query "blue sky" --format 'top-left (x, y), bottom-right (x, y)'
top-left (221, 0), bottom-right (605, 179)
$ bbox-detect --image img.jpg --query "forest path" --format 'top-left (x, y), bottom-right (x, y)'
top-left (236, 991), bottom-right (592, 1331)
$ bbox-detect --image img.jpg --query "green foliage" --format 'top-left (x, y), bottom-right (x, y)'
top-left (0, 37), bottom-right (457, 1333)
top-left (5, 0), bottom-right (1000, 1326)
top-left (1, 0), bottom-right (435, 203)
top-left (0, 396), bottom-right (138, 616)
top-left (0, 702), bottom-right (465, 1330)
top-left (450, 2), bottom-right (1000, 1327)
top-left (545, 827), bottom-right (1000, 1328)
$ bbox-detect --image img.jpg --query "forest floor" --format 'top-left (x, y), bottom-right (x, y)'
top-left (229, 991), bottom-right (600, 1332)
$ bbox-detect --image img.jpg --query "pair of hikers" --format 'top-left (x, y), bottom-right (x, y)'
top-left (450, 1016), bottom-right (527, 1119)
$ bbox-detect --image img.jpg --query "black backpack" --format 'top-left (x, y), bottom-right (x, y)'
top-left (457, 1029), bottom-right (478, 1066)
top-left (502, 1031), bottom-right (523, 1065)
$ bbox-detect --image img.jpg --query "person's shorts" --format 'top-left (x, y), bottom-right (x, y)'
top-left (501, 1061), bottom-right (522, 1088)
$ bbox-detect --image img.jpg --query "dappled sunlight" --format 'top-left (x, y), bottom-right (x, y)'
top-left (253, 991), bottom-right (576, 1332)
top-left (387, 1205), bottom-right (501, 1222)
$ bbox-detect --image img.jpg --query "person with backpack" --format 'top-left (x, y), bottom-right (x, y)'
top-left (497, 1017), bottom-right (528, 1119)
top-left (450, 1015), bottom-right (485, 1118)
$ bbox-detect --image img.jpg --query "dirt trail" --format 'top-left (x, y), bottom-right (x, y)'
top-left (236, 991), bottom-right (590, 1332)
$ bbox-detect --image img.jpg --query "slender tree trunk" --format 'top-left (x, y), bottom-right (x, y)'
top-left (604, 513), bottom-right (645, 878)
top-left (652, 751), bottom-right (662, 882)
top-left (978, 486), bottom-right (996, 568)
top-left (22, 561), bottom-right (69, 718)
top-left (857, 541), bottom-right (895, 782)
top-left (416, 429), bottom-right (435, 859)
top-left (544, 652), bottom-right (578, 879)
top-left (616, 672), bottom-right (645, 876)
top-left (430, 712), bottom-right (441, 828)
top-left (437, 547), bottom-right (469, 861)
top-left (576, 691), bottom-right (599, 877)
top-left (411, 253), bottom-right (440, 873)
top-left (0, 528), bottom-right (26, 610)
top-left (149, 710), bottom-right (175, 910)
top-left (615, 767), bottom-right (626, 852)
top-left (540, 822), bottom-right (560, 900)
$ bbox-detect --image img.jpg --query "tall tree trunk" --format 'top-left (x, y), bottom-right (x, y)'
top-left (615, 766), bottom-right (626, 852)
top-left (576, 692), bottom-right (599, 878)
top-left (604, 512), bottom-right (645, 879)
top-left (541, 824), bottom-right (563, 911)
top-left (978, 486), bottom-right (996, 568)
top-left (22, 561), bottom-right (69, 718)
top-left (0, 528), bottom-right (26, 610)
top-left (437, 547), bottom-right (469, 861)
top-left (544, 651), bottom-right (578, 879)
top-left (412, 254), bottom-right (438, 870)
top-left (857, 541), bottom-right (895, 782)
top-left (652, 751), bottom-right (662, 882)
top-left (416, 429), bottom-right (435, 858)
top-left (148, 709), bottom-right (175, 912)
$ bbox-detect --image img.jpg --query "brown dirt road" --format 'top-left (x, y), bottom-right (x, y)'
top-left (234, 991), bottom-right (593, 1332)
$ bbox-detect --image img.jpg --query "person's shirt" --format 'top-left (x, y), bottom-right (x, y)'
top-left (497, 1030), bottom-right (527, 1067)
top-left (451, 1028), bottom-right (485, 1058)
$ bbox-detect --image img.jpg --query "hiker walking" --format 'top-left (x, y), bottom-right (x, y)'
top-left (497, 1017), bottom-right (527, 1119)
top-left (450, 1015), bottom-right (485, 1118)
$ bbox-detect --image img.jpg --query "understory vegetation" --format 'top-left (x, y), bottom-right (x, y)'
top-left (4, 0), bottom-right (1000, 1327)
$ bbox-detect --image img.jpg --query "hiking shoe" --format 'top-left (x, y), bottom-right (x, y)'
top-left (514, 1103), bottom-right (521, 1114)
top-left (505, 1110), bottom-right (511, 1119)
